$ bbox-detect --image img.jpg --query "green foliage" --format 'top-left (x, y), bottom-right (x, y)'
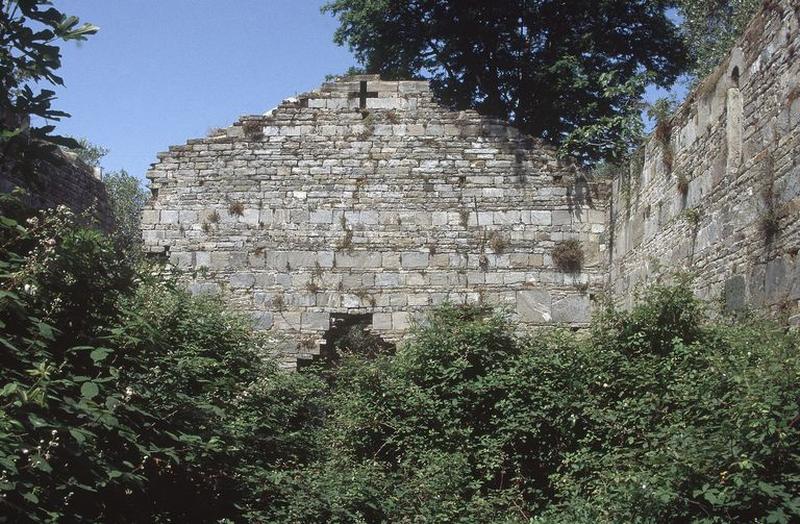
top-left (109, 278), bottom-right (327, 521)
top-left (324, 0), bottom-right (687, 163)
top-left (559, 72), bottom-right (648, 164)
top-left (68, 137), bottom-right (109, 168)
top-left (263, 287), bottom-right (800, 522)
top-left (0, 202), bottom-right (325, 521)
top-left (0, 205), bottom-right (148, 521)
top-left (2, 202), bottom-right (798, 522)
top-left (103, 169), bottom-right (148, 258)
top-left (1, 1), bottom-right (99, 179)
top-left (677, 0), bottom-right (762, 79)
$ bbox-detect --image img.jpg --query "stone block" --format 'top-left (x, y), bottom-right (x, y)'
top-left (169, 251), bottom-right (193, 268)
top-left (241, 209), bottom-right (260, 225)
top-left (189, 282), bottom-right (220, 296)
top-left (376, 272), bottom-right (401, 287)
top-left (230, 273), bottom-right (256, 289)
top-left (551, 294), bottom-right (591, 323)
top-left (209, 252), bottom-right (230, 270)
top-left (253, 311), bottom-right (274, 330)
top-left (302, 311), bottom-right (330, 330)
top-left (372, 312), bottom-right (392, 330)
top-left (529, 211), bottom-right (552, 225)
top-left (723, 274), bottom-right (747, 313)
top-left (342, 294), bottom-right (362, 308)
top-left (516, 289), bottom-right (552, 322)
top-left (336, 252), bottom-right (382, 268)
top-left (317, 251), bottom-right (335, 268)
top-left (195, 251), bottom-right (210, 268)
top-left (401, 252), bottom-right (429, 269)
top-left (288, 251), bottom-right (317, 269)
top-left (765, 257), bottom-right (788, 303)
top-left (142, 209), bottom-right (159, 224)
top-left (160, 210), bottom-right (179, 224)
top-left (392, 312), bottom-right (411, 330)
top-left (552, 210), bottom-right (572, 226)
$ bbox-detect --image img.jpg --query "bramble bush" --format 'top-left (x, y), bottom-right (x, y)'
top-left (1, 201), bottom-right (798, 522)
top-left (264, 289), bottom-right (800, 523)
top-left (0, 202), bottom-right (325, 521)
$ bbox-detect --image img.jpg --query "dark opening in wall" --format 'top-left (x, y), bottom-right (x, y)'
top-left (299, 313), bottom-right (395, 368)
top-left (731, 66), bottom-right (740, 87)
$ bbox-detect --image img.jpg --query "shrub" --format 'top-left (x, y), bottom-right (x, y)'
top-left (111, 278), bottom-right (327, 521)
top-left (228, 201), bottom-right (245, 216)
top-left (242, 120), bottom-right (263, 139)
top-left (0, 206), bottom-right (149, 521)
top-left (488, 231), bottom-right (509, 254)
top-left (552, 239), bottom-right (584, 272)
top-left (260, 285), bottom-right (800, 522)
top-left (760, 209), bottom-right (780, 241)
top-left (0, 203), bottom-right (326, 522)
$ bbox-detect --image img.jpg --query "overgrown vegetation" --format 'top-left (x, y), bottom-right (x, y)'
top-left (677, 0), bottom-right (762, 79)
top-left (2, 199), bottom-right (799, 522)
top-left (104, 169), bottom-right (149, 259)
top-left (4, 1), bottom-right (798, 521)
top-left (0, 200), bottom-right (326, 521)
top-left (1, 1), bottom-right (99, 181)
top-left (552, 239), bottom-right (584, 272)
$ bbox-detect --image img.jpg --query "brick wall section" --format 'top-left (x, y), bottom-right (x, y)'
top-left (608, 0), bottom-right (800, 324)
top-left (144, 75), bottom-right (607, 365)
top-left (1, 149), bottom-right (113, 230)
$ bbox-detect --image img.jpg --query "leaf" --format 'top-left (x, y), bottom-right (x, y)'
top-left (0, 383), bottom-right (19, 397)
top-left (27, 414), bottom-right (48, 428)
top-left (22, 491), bottom-right (39, 504)
top-left (90, 347), bottom-right (113, 363)
top-left (80, 382), bottom-right (99, 400)
top-left (69, 428), bottom-right (87, 444)
top-left (37, 322), bottom-right (56, 340)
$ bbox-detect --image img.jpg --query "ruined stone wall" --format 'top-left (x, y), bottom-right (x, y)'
top-left (144, 75), bottom-right (607, 365)
top-left (1, 148), bottom-right (112, 229)
top-left (608, 0), bottom-right (800, 324)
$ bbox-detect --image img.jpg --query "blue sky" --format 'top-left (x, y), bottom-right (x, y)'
top-left (49, 1), bottom-right (683, 182)
top-left (51, 0), bottom-right (357, 180)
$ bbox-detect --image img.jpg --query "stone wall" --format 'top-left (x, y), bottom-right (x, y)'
top-left (608, 0), bottom-right (800, 324)
top-left (144, 75), bottom-right (607, 365)
top-left (1, 146), bottom-right (112, 230)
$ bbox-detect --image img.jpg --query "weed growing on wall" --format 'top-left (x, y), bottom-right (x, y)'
top-left (552, 239), bottom-right (584, 272)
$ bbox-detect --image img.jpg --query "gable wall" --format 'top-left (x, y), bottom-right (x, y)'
top-left (144, 76), bottom-right (607, 365)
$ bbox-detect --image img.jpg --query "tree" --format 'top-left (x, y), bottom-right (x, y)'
top-left (677, 0), bottom-right (761, 79)
top-left (323, 0), bottom-right (687, 162)
top-left (69, 137), bottom-right (109, 168)
top-left (0, 1), bottom-right (98, 179)
top-left (103, 170), bottom-right (149, 257)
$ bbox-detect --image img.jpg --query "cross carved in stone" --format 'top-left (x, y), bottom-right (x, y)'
top-left (349, 80), bottom-right (379, 109)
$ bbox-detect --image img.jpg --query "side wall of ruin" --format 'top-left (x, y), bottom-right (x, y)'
top-left (608, 0), bottom-right (800, 324)
top-left (1, 149), bottom-right (112, 230)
